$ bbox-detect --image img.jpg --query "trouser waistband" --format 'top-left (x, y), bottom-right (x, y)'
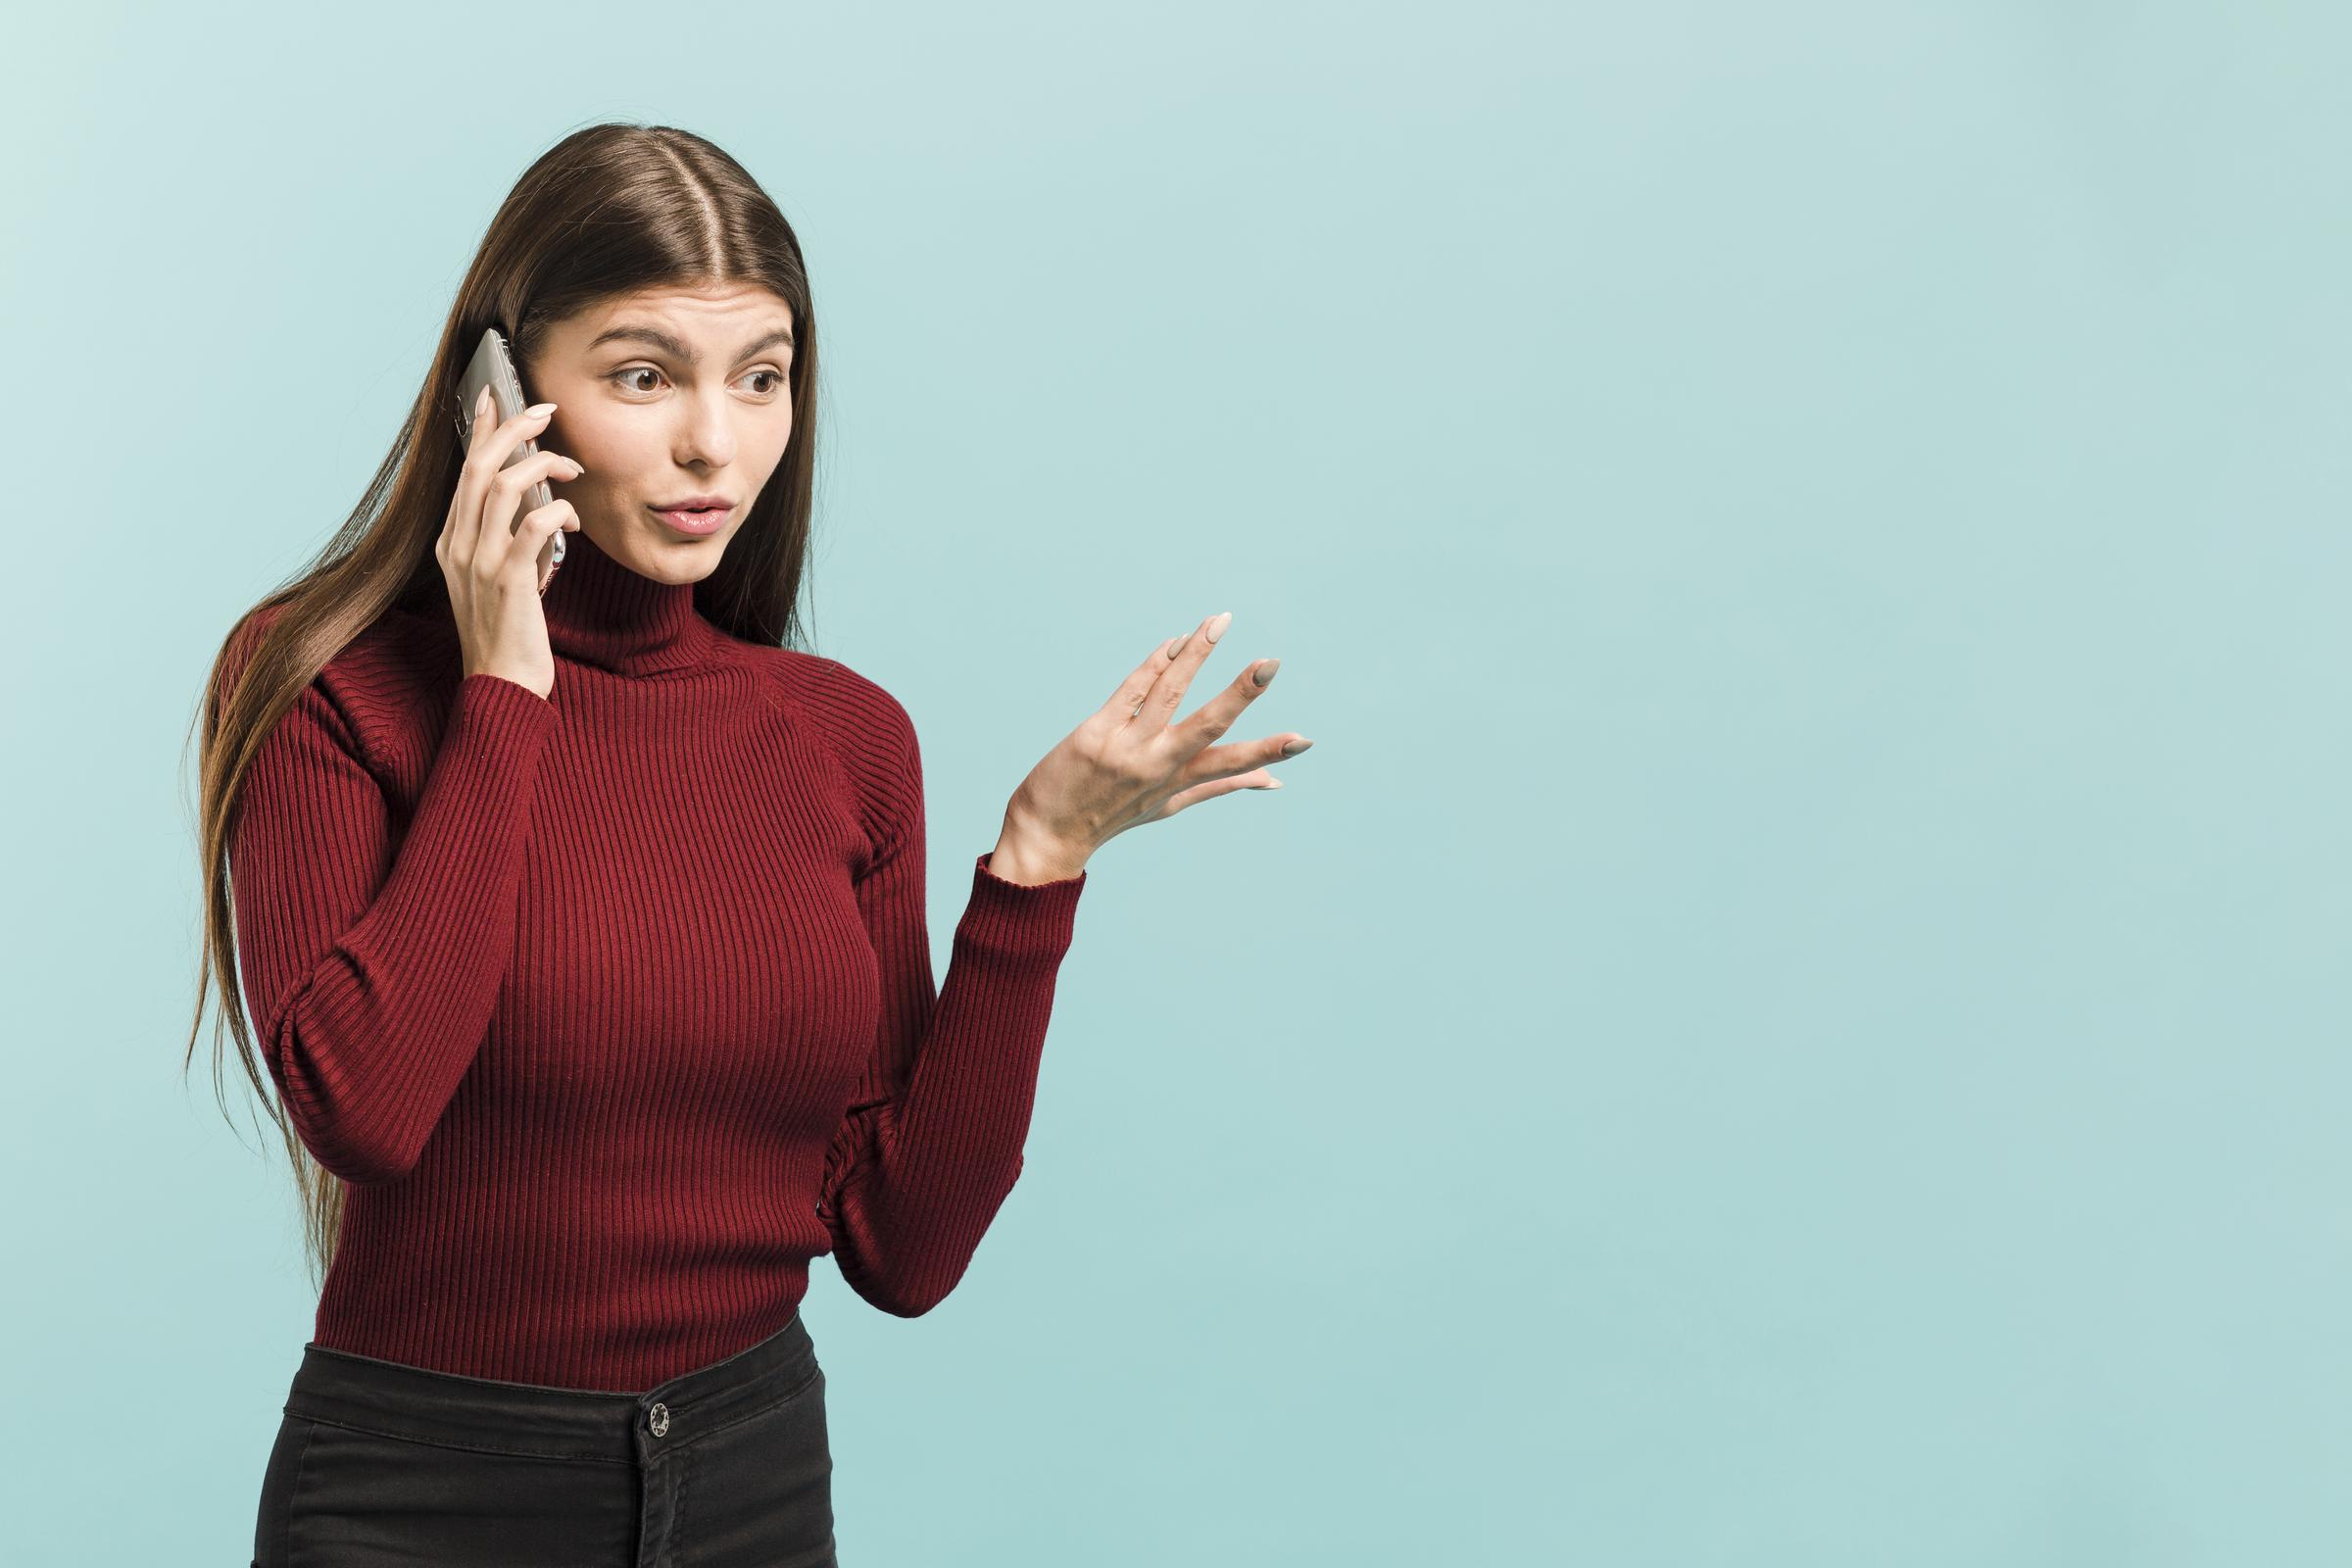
top-left (282, 1311), bottom-right (818, 1464)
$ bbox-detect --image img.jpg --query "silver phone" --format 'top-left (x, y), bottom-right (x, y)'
top-left (452, 326), bottom-right (564, 593)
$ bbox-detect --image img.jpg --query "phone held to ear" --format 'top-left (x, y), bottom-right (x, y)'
top-left (453, 325), bottom-right (564, 595)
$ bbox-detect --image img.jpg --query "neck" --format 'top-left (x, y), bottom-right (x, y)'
top-left (540, 526), bottom-right (714, 676)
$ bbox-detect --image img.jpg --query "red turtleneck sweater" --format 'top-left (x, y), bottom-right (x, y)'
top-left (226, 529), bottom-right (1088, 1392)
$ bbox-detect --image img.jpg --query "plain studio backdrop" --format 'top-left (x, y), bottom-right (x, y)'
top-left (4, 3), bottom-right (2345, 1563)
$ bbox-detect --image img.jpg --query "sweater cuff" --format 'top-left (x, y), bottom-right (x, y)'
top-left (957, 851), bottom-right (1086, 965)
top-left (452, 671), bottom-right (562, 752)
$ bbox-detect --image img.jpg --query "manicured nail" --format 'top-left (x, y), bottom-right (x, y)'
top-left (1252, 659), bottom-right (1280, 687)
top-left (524, 401), bottom-right (557, 418)
top-left (1280, 738), bottom-right (1313, 756)
top-left (1204, 611), bottom-right (1232, 644)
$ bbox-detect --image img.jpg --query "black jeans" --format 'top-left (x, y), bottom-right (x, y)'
top-left (252, 1311), bottom-right (835, 1567)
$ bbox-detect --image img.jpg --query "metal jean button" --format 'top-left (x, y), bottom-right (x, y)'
top-left (648, 1401), bottom-right (670, 1438)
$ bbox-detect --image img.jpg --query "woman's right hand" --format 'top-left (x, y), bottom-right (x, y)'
top-left (440, 384), bottom-right (584, 699)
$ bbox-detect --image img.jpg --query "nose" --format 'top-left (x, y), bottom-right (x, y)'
top-left (678, 398), bottom-right (740, 466)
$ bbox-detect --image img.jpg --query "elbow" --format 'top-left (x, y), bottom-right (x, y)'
top-left (835, 1243), bottom-right (955, 1317)
top-left (314, 1140), bottom-right (420, 1188)
top-left (832, 1231), bottom-right (968, 1319)
top-left (286, 1101), bottom-right (421, 1186)
top-left (265, 1027), bottom-right (422, 1187)
top-left (852, 1273), bottom-right (953, 1319)
top-left (838, 1217), bottom-right (1012, 1319)
top-left (828, 1158), bottom-right (1025, 1317)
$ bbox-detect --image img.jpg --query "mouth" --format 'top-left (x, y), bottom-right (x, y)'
top-left (649, 498), bottom-right (735, 537)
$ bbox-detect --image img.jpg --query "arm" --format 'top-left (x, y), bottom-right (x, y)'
top-left (817, 709), bottom-right (1087, 1317)
top-left (229, 670), bottom-right (562, 1184)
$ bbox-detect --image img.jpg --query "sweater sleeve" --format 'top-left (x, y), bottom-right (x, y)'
top-left (229, 669), bottom-right (563, 1185)
top-left (816, 705), bottom-right (1087, 1317)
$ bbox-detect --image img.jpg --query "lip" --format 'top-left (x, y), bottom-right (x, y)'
top-left (649, 499), bottom-right (735, 538)
top-left (653, 495), bottom-right (734, 512)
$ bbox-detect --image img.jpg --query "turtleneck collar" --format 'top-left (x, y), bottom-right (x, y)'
top-left (540, 526), bottom-right (718, 676)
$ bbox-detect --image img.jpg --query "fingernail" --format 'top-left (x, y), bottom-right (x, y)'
top-left (560, 457), bottom-right (585, 475)
top-left (474, 385), bottom-right (491, 424)
top-left (1204, 611), bottom-right (1232, 644)
top-left (524, 402), bottom-right (557, 418)
top-left (1280, 738), bottom-right (1313, 756)
top-left (1252, 659), bottom-right (1280, 687)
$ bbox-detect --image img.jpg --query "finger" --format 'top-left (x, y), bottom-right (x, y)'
top-left (1177, 730), bottom-right (1313, 786)
top-left (1155, 768), bottom-right (1282, 820)
top-left (1168, 656), bottom-right (1283, 755)
top-left (1137, 610), bottom-right (1232, 725)
top-left (460, 399), bottom-right (558, 564)
top-left (448, 385), bottom-right (511, 573)
top-left (475, 448), bottom-right (583, 579)
top-left (1102, 631), bottom-right (1187, 722)
top-left (470, 401), bottom-right (559, 562)
top-left (505, 499), bottom-right (579, 588)
top-left (449, 386), bottom-right (509, 546)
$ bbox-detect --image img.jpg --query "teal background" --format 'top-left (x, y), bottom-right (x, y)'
top-left (5, 2), bottom-right (2344, 1562)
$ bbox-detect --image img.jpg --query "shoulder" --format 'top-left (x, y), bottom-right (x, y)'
top-left (225, 597), bottom-right (464, 766)
top-left (746, 646), bottom-right (924, 840)
top-left (751, 646), bottom-right (918, 768)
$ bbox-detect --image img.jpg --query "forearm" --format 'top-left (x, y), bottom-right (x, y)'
top-left (823, 852), bottom-right (1086, 1314)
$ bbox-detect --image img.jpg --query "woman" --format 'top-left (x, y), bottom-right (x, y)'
top-left (187, 122), bottom-right (1311, 1567)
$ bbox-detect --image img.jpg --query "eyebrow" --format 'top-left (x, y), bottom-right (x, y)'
top-left (585, 322), bottom-right (796, 364)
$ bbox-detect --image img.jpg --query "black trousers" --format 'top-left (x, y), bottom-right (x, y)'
top-left (252, 1311), bottom-right (835, 1567)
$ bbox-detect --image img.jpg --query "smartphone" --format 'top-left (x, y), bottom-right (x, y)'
top-left (453, 325), bottom-right (564, 593)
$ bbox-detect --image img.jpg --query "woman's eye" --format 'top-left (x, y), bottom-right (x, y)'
top-left (607, 368), bottom-right (785, 396)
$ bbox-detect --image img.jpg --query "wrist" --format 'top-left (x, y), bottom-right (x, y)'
top-left (987, 815), bottom-right (1090, 886)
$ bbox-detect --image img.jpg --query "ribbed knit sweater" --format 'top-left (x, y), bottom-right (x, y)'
top-left (227, 529), bottom-right (1088, 1392)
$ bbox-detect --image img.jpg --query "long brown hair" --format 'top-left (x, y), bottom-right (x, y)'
top-left (183, 122), bottom-right (823, 1290)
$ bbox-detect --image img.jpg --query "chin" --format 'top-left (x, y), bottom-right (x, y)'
top-left (654, 521), bottom-right (738, 575)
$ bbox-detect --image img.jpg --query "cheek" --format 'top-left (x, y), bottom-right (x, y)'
top-left (554, 414), bottom-right (636, 472)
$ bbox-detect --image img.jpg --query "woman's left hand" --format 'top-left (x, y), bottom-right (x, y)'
top-left (986, 612), bottom-right (1313, 885)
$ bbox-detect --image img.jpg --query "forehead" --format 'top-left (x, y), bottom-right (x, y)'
top-left (561, 283), bottom-right (796, 348)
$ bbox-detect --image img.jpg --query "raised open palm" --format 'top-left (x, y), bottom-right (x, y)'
top-left (996, 612), bottom-right (1314, 876)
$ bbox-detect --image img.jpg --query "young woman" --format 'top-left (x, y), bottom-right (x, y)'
top-left (188, 122), bottom-right (1311, 1567)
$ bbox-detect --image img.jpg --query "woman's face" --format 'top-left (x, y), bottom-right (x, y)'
top-left (526, 281), bottom-right (797, 582)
